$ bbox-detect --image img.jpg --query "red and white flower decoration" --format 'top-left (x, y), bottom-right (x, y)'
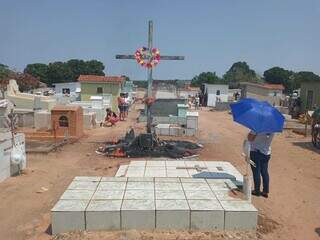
top-left (134, 47), bottom-right (160, 68)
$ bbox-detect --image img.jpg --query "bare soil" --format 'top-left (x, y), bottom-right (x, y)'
top-left (0, 106), bottom-right (319, 240)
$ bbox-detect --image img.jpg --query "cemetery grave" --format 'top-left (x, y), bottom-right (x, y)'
top-left (51, 176), bottom-right (257, 234)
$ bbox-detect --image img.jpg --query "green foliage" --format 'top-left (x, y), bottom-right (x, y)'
top-left (191, 72), bottom-right (223, 87)
top-left (23, 59), bottom-right (105, 86)
top-left (223, 61), bottom-right (258, 88)
top-left (24, 63), bottom-right (49, 84)
top-left (47, 62), bottom-right (74, 85)
top-left (264, 67), bottom-right (295, 93)
top-left (293, 71), bottom-right (320, 83)
top-left (0, 63), bottom-right (10, 80)
top-left (1, 64), bottom-right (40, 96)
top-left (133, 80), bottom-right (148, 88)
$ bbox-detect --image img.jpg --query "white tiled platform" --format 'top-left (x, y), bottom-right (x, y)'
top-left (115, 160), bottom-right (244, 185)
top-left (51, 176), bottom-right (257, 234)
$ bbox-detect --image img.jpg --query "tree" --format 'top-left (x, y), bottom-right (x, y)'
top-left (84, 60), bottom-right (105, 76)
top-left (47, 62), bottom-right (74, 85)
top-left (13, 72), bottom-right (40, 92)
top-left (293, 71), bottom-right (320, 88)
top-left (24, 59), bottom-right (106, 86)
top-left (0, 64), bottom-right (11, 98)
top-left (263, 67), bottom-right (295, 93)
top-left (223, 61), bottom-right (258, 88)
top-left (191, 72), bottom-right (222, 87)
top-left (24, 63), bottom-right (49, 85)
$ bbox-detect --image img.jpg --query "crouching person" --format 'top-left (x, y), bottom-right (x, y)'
top-left (101, 108), bottom-right (119, 127)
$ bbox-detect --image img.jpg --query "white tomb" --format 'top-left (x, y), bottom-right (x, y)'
top-left (51, 176), bottom-right (257, 234)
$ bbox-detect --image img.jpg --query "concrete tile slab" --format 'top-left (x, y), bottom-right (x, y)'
top-left (184, 161), bottom-right (207, 168)
top-left (184, 190), bottom-right (216, 200)
top-left (130, 161), bottom-right (146, 167)
top-left (115, 165), bottom-right (128, 177)
top-left (124, 189), bottom-right (154, 200)
top-left (92, 190), bottom-right (125, 200)
top-left (182, 182), bottom-right (211, 191)
top-left (126, 181), bottom-right (154, 190)
top-left (155, 182), bottom-right (183, 191)
top-left (219, 200), bottom-right (257, 212)
top-left (156, 199), bottom-right (190, 229)
top-left (180, 178), bottom-right (206, 183)
top-left (145, 167), bottom-right (166, 177)
top-left (146, 161), bottom-right (166, 167)
top-left (128, 177), bottom-right (154, 182)
top-left (187, 169), bottom-right (200, 176)
top-left (87, 199), bottom-right (122, 211)
top-left (167, 169), bottom-right (190, 178)
top-left (97, 181), bottom-right (126, 190)
top-left (214, 190), bottom-right (243, 201)
top-left (154, 177), bottom-right (181, 183)
top-left (188, 199), bottom-right (223, 210)
top-left (125, 171), bottom-right (144, 177)
top-left (121, 199), bottom-right (155, 229)
top-left (165, 160), bottom-right (186, 167)
top-left (67, 181), bottom-right (99, 190)
top-left (101, 177), bottom-right (127, 182)
top-left (156, 199), bottom-right (189, 210)
top-left (155, 190), bottom-right (186, 200)
top-left (126, 166), bottom-right (145, 172)
top-left (60, 190), bottom-right (94, 200)
top-left (86, 200), bottom-right (121, 230)
top-left (122, 199), bottom-right (155, 210)
top-left (207, 179), bottom-right (238, 190)
top-left (220, 200), bottom-right (257, 230)
top-left (51, 199), bottom-right (89, 234)
top-left (188, 199), bottom-right (224, 230)
top-left (73, 176), bottom-right (101, 182)
top-left (126, 165), bottom-right (145, 177)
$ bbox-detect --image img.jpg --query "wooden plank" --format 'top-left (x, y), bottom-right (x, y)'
top-left (115, 55), bottom-right (185, 60)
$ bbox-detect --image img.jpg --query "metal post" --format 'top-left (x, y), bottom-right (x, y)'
top-left (146, 20), bottom-right (153, 133)
top-left (147, 20), bottom-right (153, 97)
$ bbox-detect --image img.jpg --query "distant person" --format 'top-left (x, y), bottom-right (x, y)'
top-left (101, 108), bottom-right (119, 127)
top-left (195, 94), bottom-right (200, 110)
top-left (248, 131), bottom-right (275, 198)
top-left (117, 94), bottom-right (125, 121)
top-left (234, 92), bottom-right (240, 101)
top-left (124, 93), bottom-right (130, 117)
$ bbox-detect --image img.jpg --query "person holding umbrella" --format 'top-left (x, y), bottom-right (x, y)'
top-left (247, 131), bottom-right (274, 198)
top-left (230, 98), bottom-right (285, 199)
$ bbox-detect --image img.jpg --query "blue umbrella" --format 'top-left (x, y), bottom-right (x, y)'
top-left (230, 98), bottom-right (285, 133)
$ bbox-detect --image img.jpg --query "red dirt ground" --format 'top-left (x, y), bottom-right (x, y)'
top-left (0, 106), bottom-right (319, 240)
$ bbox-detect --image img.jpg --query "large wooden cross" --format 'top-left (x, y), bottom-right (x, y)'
top-left (115, 20), bottom-right (185, 133)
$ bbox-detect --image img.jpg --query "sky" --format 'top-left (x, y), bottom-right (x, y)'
top-left (0, 0), bottom-right (319, 80)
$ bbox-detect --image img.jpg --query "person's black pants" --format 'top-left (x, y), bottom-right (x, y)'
top-left (250, 151), bottom-right (271, 193)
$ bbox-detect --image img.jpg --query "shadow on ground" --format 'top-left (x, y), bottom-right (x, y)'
top-left (292, 141), bottom-right (320, 154)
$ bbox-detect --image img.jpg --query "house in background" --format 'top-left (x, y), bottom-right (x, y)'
top-left (78, 75), bottom-right (125, 111)
top-left (201, 84), bottom-right (229, 107)
top-left (240, 82), bottom-right (284, 106)
top-left (53, 82), bottom-right (81, 95)
top-left (300, 80), bottom-right (320, 111)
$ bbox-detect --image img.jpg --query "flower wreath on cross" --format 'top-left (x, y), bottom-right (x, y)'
top-left (134, 47), bottom-right (160, 68)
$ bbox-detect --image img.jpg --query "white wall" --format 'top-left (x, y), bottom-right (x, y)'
top-left (54, 82), bottom-right (81, 94)
top-left (204, 84), bottom-right (229, 95)
top-left (207, 94), bottom-right (229, 107)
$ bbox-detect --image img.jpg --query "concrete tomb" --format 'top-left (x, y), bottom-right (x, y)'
top-left (25, 105), bottom-right (84, 141)
top-left (51, 176), bottom-right (257, 234)
top-left (6, 79), bottom-right (56, 111)
top-left (0, 101), bottom-right (27, 182)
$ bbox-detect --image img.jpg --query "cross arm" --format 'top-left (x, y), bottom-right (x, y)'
top-left (115, 55), bottom-right (185, 60)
